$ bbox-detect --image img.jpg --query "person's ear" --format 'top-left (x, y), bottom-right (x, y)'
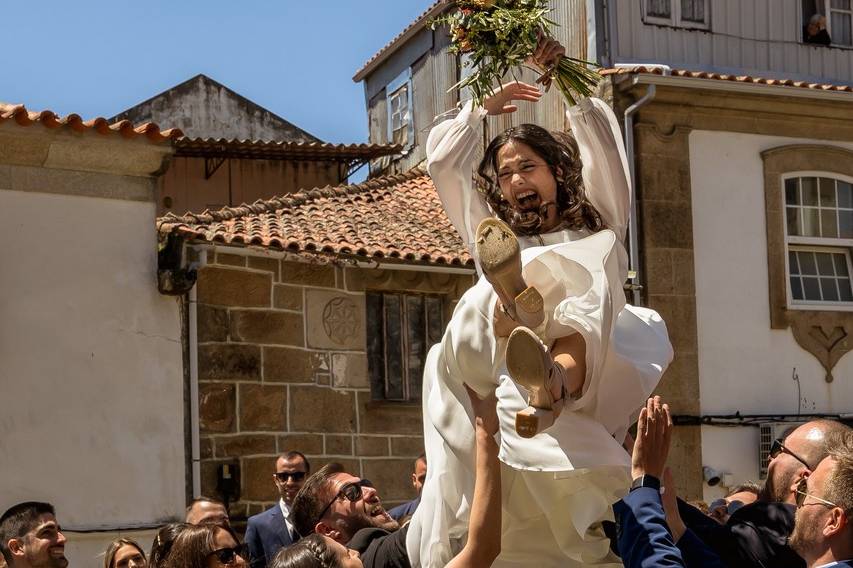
top-left (314, 522), bottom-right (341, 541)
top-left (8, 537), bottom-right (26, 558)
top-left (789, 468), bottom-right (810, 496)
top-left (412, 473), bottom-right (418, 488)
top-left (823, 507), bottom-right (846, 537)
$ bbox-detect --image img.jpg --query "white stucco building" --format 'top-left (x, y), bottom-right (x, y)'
top-left (0, 105), bottom-right (186, 564)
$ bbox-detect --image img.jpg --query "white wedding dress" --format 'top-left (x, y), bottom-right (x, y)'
top-left (405, 98), bottom-right (674, 567)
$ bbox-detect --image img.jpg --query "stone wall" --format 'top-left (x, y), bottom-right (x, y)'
top-left (195, 249), bottom-right (474, 519)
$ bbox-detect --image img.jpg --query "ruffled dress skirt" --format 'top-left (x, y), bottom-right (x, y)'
top-left (406, 229), bottom-right (674, 567)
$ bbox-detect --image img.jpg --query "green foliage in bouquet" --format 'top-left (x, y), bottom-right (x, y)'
top-left (430, 0), bottom-right (600, 107)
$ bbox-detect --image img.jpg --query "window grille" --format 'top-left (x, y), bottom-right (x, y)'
top-left (366, 292), bottom-right (445, 402)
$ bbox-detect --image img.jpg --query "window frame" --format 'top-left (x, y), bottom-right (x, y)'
top-left (643, 0), bottom-right (711, 30)
top-left (781, 171), bottom-right (853, 312)
top-left (365, 290), bottom-right (446, 403)
top-left (827, 0), bottom-right (853, 47)
top-left (385, 68), bottom-right (414, 150)
top-left (801, 0), bottom-right (853, 48)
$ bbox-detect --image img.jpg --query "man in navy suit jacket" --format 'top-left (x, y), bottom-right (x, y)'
top-left (245, 451), bottom-right (310, 568)
top-left (788, 431), bottom-right (853, 568)
top-left (614, 396), bottom-right (725, 568)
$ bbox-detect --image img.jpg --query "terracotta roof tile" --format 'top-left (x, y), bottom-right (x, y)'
top-left (175, 138), bottom-right (402, 161)
top-left (601, 66), bottom-right (853, 93)
top-left (158, 168), bottom-right (472, 267)
top-left (353, 1), bottom-right (448, 82)
top-left (0, 103), bottom-right (183, 143)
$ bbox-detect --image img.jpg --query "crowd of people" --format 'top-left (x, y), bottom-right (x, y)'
top-left (1, 397), bottom-right (852, 568)
top-left (4, 32), bottom-right (853, 568)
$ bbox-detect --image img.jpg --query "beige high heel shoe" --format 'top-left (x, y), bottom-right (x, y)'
top-left (506, 326), bottom-right (567, 438)
top-left (475, 218), bottom-right (544, 330)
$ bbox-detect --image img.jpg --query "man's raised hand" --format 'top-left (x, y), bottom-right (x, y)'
top-left (631, 395), bottom-right (673, 481)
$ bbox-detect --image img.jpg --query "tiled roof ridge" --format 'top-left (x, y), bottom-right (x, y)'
top-left (0, 103), bottom-right (183, 142)
top-left (158, 167), bottom-right (428, 229)
top-left (601, 66), bottom-right (853, 92)
top-left (353, 1), bottom-right (447, 81)
top-left (177, 137), bottom-right (400, 150)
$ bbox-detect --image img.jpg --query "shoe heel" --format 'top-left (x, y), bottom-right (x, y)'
top-left (514, 286), bottom-right (544, 328)
top-left (515, 406), bottom-right (556, 438)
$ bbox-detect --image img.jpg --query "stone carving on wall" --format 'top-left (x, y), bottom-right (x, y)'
top-left (322, 297), bottom-right (359, 345)
top-left (306, 289), bottom-right (365, 350)
top-left (790, 322), bottom-right (852, 383)
top-left (762, 144), bottom-right (853, 382)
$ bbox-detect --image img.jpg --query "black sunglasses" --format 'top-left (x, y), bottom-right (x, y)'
top-left (315, 479), bottom-right (374, 526)
top-left (209, 543), bottom-right (248, 565)
top-left (275, 471), bottom-right (307, 482)
top-left (770, 438), bottom-right (811, 470)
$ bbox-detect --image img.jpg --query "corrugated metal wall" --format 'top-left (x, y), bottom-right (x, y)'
top-left (367, 1), bottom-right (595, 177)
top-left (613, 0), bottom-right (853, 84)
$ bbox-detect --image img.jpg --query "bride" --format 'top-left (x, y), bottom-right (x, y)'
top-left (405, 38), bottom-right (673, 567)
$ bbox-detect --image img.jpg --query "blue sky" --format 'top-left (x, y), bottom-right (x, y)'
top-left (0, 1), bottom-right (431, 145)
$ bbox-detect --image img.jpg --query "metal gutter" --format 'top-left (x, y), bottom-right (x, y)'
top-left (622, 72), bottom-right (853, 102)
top-left (188, 243), bottom-right (476, 274)
top-left (188, 249), bottom-right (207, 498)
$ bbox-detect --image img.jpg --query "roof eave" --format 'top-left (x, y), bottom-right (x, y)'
top-left (611, 70), bottom-right (853, 101)
top-left (352, 2), bottom-right (449, 82)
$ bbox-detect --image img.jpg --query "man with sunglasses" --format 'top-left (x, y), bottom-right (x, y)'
top-left (245, 451), bottom-right (310, 568)
top-left (673, 419), bottom-right (851, 568)
top-left (789, 431), bottom-right (853, 568)
top-left (291, 463), bottom-right (406, 568)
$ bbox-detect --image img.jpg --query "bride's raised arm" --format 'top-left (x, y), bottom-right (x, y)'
top-left (567, 97), bottom-right (633, 243)
top-left (426, 82), bottom-right (542, 253)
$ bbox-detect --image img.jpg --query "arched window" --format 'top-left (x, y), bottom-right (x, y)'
top-left (783, 173), bottom-right (853, 306)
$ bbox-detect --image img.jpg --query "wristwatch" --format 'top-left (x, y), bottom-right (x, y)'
top-left (630, 474), bottom-right (662, 492)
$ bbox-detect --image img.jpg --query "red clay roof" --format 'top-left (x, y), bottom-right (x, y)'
top-left (602, 66), bottom-right (853, 93)
top-left (0, 103), bottom-right (182, 143)
top-left (157, 168), bottom-right (472, 267)
top-left (353, 1), bottom-right (447, 82)
top-left (175, 138), bottom-right (402, 161)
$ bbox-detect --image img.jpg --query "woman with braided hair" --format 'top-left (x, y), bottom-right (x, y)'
top-left (406, 37), bottom-right (673, 568)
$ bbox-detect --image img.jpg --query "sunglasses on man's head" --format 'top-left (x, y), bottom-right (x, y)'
top-left (769, 438), bottom-right (811, 470)
top-left (275, 471), bottom-right (307, 482)
top-left (315, 479), bottom-right (374, 525)
top-left (209, 543), bottom-right (248, 565)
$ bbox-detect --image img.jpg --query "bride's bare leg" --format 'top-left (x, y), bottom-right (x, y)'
top-left (551, 333), bottom-right (586, 400)
top-left (507, 330), bottom-right (586, 437)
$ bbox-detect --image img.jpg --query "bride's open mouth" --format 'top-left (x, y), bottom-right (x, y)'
top-left (515, 189), bottom-right (541, 210)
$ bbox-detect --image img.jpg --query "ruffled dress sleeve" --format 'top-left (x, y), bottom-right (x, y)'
top-left (425, 103), bottom-right (493, 261)
top-left (567, 97), bottom-right (632, 243)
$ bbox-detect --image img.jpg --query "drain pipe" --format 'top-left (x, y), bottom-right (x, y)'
top-left (188, 248), bottom-right (207, 497)
top-left (622, 65), bottom-right (670, 305)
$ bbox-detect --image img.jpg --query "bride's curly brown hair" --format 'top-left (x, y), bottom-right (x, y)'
top-left (476, 124), bottom-right (603, 236)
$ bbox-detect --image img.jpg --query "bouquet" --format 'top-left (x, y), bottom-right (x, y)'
top-left (431, 0), bottom-right (600, 107)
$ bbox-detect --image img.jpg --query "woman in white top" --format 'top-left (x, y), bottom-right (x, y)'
top-left (405, 39), bottom-right (674, 568)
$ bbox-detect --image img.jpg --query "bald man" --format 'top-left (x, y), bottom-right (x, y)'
top-left (671, 419), bottom-right (852, 568)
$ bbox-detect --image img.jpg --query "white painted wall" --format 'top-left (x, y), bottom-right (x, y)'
top-left (0, 189), bottom-right (185, 565)
top-left (689, 131), bottom-right (853, 501)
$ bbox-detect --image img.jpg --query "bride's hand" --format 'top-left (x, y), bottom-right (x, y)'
top-left (483, 81), bottom-right (542, 115)
top-left (528, 33), bottom-right (566, 70)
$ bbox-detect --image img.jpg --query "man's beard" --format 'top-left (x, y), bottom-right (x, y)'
top-left (340, 509), bottom-right (399, 538)
top-left (26, 550), bottom-right (67, 568)
top-left (506, 201), bottom-right (555, 236)
top-left (788, 508), bottom-right (819, 557)
top-left (760, 468), bottom-right (796, 503)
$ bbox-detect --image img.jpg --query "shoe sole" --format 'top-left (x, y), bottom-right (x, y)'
top-left (475, 218), bottom-right (544, 328)
top-left (507, 327), bottom-right (555, 438)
